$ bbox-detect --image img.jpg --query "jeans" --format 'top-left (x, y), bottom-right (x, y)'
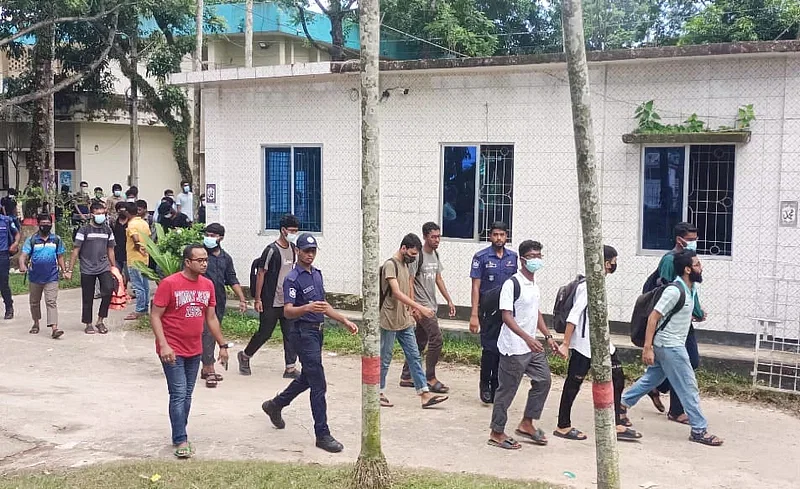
top-left (127, 267), bottom-right (150, 314)
top-left (29, 282), bottom-right (59, 325)
top-left (162, 355), bottom-right (202, 445)
top-left (0, 252), bottom-right (12, 310)
top-left (273, 324), bottom-right (329, 438)
top-left (400, 316), bottom-right (443, 382)
top-left (622, 345), bottom-right (707, 433)
top-left (380, 326), bottom-right (429, 395)
top-left (657, 327), bottom-right (700, 417)
top-left (243, 306), bottom-right (298, 368)
top-left (490, 352), bottom-right (552, 433)
top-left (80, 271), bottom-right (114, 324)
top-left (557, 351), bottom-right (625, 429)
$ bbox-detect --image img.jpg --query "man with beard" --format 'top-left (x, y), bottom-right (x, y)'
top-left (621, 250), bottom-right (723, 447)
top-left (469, 222), bottom-right (518, 403)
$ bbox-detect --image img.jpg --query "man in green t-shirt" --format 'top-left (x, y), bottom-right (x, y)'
top-left (648, 222), bottom-right (705, 423)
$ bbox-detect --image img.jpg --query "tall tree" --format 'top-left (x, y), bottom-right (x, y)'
top-left (681, 0), bottom-right (800, 44)
top-left (193, 0), bottom-right (204, 195)
top-left (279, 0), bottom-right (357, 61)
top-left (561, 0), bottom-right (621, 488)
top-left (352, 0), bottom-right (390, 488)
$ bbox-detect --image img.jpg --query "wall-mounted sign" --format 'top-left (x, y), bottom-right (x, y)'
top-left (205, 183), bottom-right (217, 204)
top-left (780, 201), bottom-right (798, 227)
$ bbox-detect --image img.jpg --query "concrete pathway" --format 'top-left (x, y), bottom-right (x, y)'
top-left (1, 289), bottom-right (799, 489)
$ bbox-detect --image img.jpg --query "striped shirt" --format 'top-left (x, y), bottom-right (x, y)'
top-left (74, 223), bottom-right (116, 275)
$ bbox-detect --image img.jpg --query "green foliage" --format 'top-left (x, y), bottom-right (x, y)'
top-left (129, 223), bottom-right (203, 283)
top-left (633, 100), bottom-right (756, 134)
top-left (680, 0), bottom-right (800, 45)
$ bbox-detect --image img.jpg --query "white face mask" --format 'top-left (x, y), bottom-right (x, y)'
top-left (287, 233), bottom-right (298, 244)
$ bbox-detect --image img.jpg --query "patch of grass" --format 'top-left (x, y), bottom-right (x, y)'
top-left (0, 460), bottom-right (559, 489)
top-left (10, 263), bottom-right (82, 295)
top-left (136, 313), bottom-right (800, 417)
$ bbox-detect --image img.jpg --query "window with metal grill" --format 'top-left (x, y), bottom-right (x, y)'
top-left (264, 146), bottom-right (322, 232)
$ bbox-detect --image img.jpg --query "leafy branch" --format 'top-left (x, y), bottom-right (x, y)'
top-left (633, 100), bottom-right (756, 134)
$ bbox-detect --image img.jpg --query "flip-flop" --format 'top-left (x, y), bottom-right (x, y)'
top-left (380, 395), bottom-right (394, 408)
top-left (399, 379), bottom-right (415, 388)
top-left (421, 395), bottom-right (448, 409)
top-left (201, 372), bottom-right (223, 382)
top-left (667, 413), bottom-right (690, 425)
top-left (648, 390), bottom-right (666, 413)
top-left (205, 375), bottom-right (218, 388)
top-left (51, 329), bottom-right (64, 339)
top-left (174, 445), bottom-right (192, 458)
top-left (552, 428), bottom-right (587, 441)
top-left (95, 323), bottom-right (108, 334)
top-left (619, 416), bottom-right (633, 427)
top-left (515, 428), bottom-right (548, 446)
top-left (428, 381), bottom-right (450, 394)
top-left (84, 325), bottom-right (96, 335)
top-left (617, 427), bottom-right (642, 442)
top-left (29, 325), bottom-right (40, 334)
top-left (487, 437), bottom-right (522, 450)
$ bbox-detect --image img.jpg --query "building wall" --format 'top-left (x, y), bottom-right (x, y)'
top-left (208, 34), bottom-right (329, 70)
top-left (202, 54), bottom-right (800, 336)
top-left (78, 123), bottom-right (181, 206)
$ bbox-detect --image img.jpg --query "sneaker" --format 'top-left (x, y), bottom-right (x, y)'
top-left (238, 351), bottom-right (251, 376)
top-left (261, 400), bottom-right (285, 429)
top-left (4, 308), bottom-right (13, 320)
top-left (283, 368), bottom-right (300, 379)
top-left (315, 434), bottom-right (344, 453)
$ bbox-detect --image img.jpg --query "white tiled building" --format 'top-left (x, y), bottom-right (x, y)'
top-left (174, 42), bottom-right (800, 338)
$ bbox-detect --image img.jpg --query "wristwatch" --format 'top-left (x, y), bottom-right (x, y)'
top-left (544, 334), bottom-right (554, 340)
top-left (218, 342), bottom-right (233, 349)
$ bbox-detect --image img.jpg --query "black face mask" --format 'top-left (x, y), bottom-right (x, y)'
top-left (607, 263), bottom-right (617, 274)
top-left (39, 225), bottom-right (52, 235)
top-left (690, 270), bottom-right (703, 283)
top-left (402, 253), bottom-right (416, 265)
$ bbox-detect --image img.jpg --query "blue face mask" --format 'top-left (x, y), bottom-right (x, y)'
top-left (203, 236), bottom-right (219, 249)
top-left (113, 190), bottom-right (122, 197)
top-left (93, 214), bottom-right (106, 225)
top-left (524, 258), bottom-right (544, 273)
top-left (183, 185), bottom-right (190, 193)
top-left (685, 240), bottom-right (697, 251)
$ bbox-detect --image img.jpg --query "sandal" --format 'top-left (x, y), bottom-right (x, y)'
top-left (399, 379), bottom-right (415, 388)
top-left (487, 437), bottom-right (522, 450)
top-left (428, 381), bottom-right (450, 394)
top-left (515, 428), bottom-right (548, 446)
top-left (95, 323), bottom-right (108, 334)
top-left (647, 390), bottom-right (666, 413)
top-left (690, 431), bottom-right (723, 446)
top-left (619, 416), bottom-right (633, 428)
top-left (205, 376), bottom-right (218, 388)
top-left (667, 413), bottom-right (690, 425)
top-left (84, 324), bottom-right (96, 335)
top-left (29, 325), bottom-right (40, 334)
top-left (201, 372), bottom-right (223, 382)
top-left (174, 445), bottom-right (192, 458)
top-left (51, 328), bottom-right (64, 339)
top-left (380, 394), bottom-right (393, 408)
top-left (124, 313), bottom-right (140, 321)
top-left (617, 427), bottom-right (643, 442)
top-left (552, 428), bottom-right (587, 441)
top-left (421, 395), bottom-right (449, 409)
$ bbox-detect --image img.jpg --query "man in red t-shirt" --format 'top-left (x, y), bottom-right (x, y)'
top-left (150, 244), bottom-right (230, 459)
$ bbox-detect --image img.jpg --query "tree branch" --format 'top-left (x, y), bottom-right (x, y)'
top-left (344, 0), bottom-right (357, 10)
top-left (312, 0), bottom-right (330, 15)
top-left (0, 4), bottom-right (124, 49)
top-left (296, 5), bottom-right (332, 55)
top-left (0, 15), bottom-right (119, 109)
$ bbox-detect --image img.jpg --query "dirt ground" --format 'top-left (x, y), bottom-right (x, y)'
top-left (1, 289), bottom-right (798, 489)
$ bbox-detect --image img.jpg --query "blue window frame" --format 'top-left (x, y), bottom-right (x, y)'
top-left (264, 146), bottom-right (322, 232)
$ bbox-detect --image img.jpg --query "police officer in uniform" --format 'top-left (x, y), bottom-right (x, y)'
top-left (468, 221), bottom-right (518, 404)
top-left (260, 233), bottom-right (358, 453)
top-left (0, 211), bottom-right (20, 319)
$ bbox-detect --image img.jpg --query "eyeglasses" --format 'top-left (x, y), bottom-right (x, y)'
top-left (188, 258), bottom-right (208, 264)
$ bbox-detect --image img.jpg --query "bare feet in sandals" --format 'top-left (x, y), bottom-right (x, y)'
top-left (420, 392), bottom-right (448, 409)
top-left (488, 432), bottom-right (522, 450)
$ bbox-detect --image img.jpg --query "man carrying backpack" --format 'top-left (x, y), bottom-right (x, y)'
top-left (399, 222), bottom-right (455, 393)
top-left (645, 222), bottom-right (706, 421)
top-left (238, 214), bottom-right (299, 378)
top-left (554, 245), bottom-right (642, 442)
top-left (622, 250), bottom-right (722, 446)
top-left (469, 221), bottom-right (518, 404)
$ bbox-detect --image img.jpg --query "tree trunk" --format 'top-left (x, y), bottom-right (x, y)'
top-left (28, 20), bottom-right (55, 191)
top-left (353, 0), bottom-right (390, 488)
top-left (192, 0), bottom-right (204, 198)
top-left (329, 14), bottom-right (346, 61)
top-left (560, 1), bottom-right (621, 488)
top-left (245, 0), bottom-right (253, 68)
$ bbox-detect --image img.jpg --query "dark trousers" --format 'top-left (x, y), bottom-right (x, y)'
top-left (80, 271), bottom-right (114, 324)
top-left (658, 327), bottom-right (700, 417)
top-left (0, 252), bottom-right (12, 310)
top-left (480, 349), bottom-right (500, 392)
top-left (557, 350), bottom-right (625, 429)
top-left (243, 306), bottom-right (298, 367)
top-left (273, 324), bottom-right (329, 438)
top-left (161, 355), bottom-right (201, 445)
top-left (202, 307), bottom-right (225, 366)
top-left (490, 352), bottom-right (552, 433)
top-left (400, 316), bottom-right (444, 381)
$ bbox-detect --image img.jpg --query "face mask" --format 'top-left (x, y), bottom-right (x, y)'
top-left (203, 236), bottom-right (219, 249)
top-left (524, 257), bottom-right (544, 273)
top-left (126, 198), bottom-right (135, 202)
top-left (287, 233), bottom-right (298, 244)
top-left (403, 253), bottom-right (417, 265)
top-left (689, 270), bottom-right (703, 283)
top-left (80, 187), bottom-right (88, 193)
top-left (95, 193), bottom-right (103, 199)
top-left (183, 186), bottom-right (190, 193)
top-left (684, 240), bottom-right (697, 251)
top-left (39, 225), bottom-right (52, 235)
top-left (607, 262), bottom-right (617, 274)
top-left (114, 190), bottom-right (122, 197)
top-left (93, 214), bottom-right (106, 225)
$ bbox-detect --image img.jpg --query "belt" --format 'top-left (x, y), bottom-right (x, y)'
top-left (295, 321), bottom-right (323, 330)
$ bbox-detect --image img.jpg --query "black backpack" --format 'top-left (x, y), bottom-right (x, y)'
top-left (478, 276), bottom-right (520, 341)
top-left (642, 251), bottom-right (676, 294)
top-left (249, 243), bottom-right (296, 299)
top-left (551, 275), bottom-right (586, 334)
top-left (379, 258), bottom-right (400, 309)
top-left (630, 283), bottom-right (686, 347)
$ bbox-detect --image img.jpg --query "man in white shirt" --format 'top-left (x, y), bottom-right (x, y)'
top-left (488, 240), bottom-right (563, 450)
top-left (554, 245), bottom-right (642, 442)
top-left (175, 181), bottom-right (194, 222)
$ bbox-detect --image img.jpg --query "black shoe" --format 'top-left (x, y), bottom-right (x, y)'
top-left (479, 382), bottom-right (493, 404)
top-left (261, 400), bottom-right (285, 429)
top-left (315, 435), bottom-right (344, 453)
top-left (4, 308), bottom-right (13, 320)
top-left (238, 351), bottom-right (252, 376)
top-left (283, 368), bottom-right (300, 379)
